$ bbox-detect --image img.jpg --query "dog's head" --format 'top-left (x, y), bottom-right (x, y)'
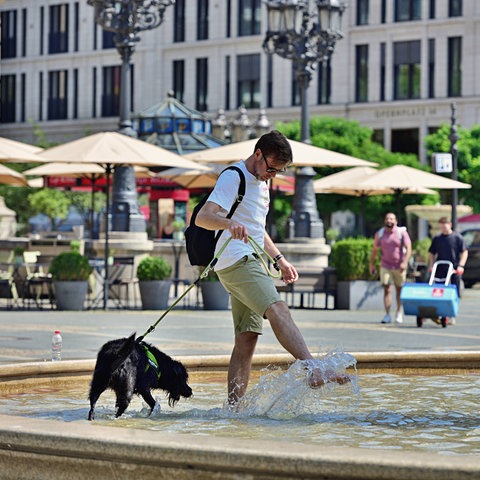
top-left (165, 360), bottom-right (193, 407)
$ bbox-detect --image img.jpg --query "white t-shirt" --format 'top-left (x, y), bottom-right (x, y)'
top-left (208, 161), bottom-right (270, 271)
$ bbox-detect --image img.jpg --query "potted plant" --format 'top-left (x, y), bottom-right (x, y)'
top-left (49, 251), bottom-right (93, 310)
top-left (199, 269), bottom-right (230, 310)
top-left (330, 237), bottom-right (383, 310)
top-left (137, 255), bottom-right (172, 310)
top-left (171, 217), bottom-right (186, 241)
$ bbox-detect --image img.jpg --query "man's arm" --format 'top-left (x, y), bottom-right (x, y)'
top-left (264, 232), bottom-right (298, 284)
top-left (369, 235), bottom-right (379, 275)
top-left (456, 249), bottom-right (469, 275)
top-left (196, 201), bottom-right (248, 243)
top-left (400, 238), bottom-right (412, 272)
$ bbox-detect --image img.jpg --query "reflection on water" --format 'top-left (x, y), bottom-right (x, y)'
top-left (1, 357), bottom-right (479, 456)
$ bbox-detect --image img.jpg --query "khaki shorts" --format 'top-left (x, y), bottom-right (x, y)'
top-left (380, 267), bottom-right (406, 288)
top-left (216, 255), bottom-right (280, 336)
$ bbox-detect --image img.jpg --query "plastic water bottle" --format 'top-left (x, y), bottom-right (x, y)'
top-left (51, 330), bottom-right (62, 361)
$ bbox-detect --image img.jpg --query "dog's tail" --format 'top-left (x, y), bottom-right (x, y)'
top-left (110, 333), bottom-right (137, 373)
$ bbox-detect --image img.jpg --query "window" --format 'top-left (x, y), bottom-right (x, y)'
top-left (197, 0), bottom-right (209, 40)
top-left (0, 75), bottom-right (16, 123)
top-left (73, 69), bottom-right (78, 118)
top-left (355, 45), bottom-right (368, 102)
top-left (172, 60), bottom-right (185, 102)
top-left (357, 0), bottom-right (369, 25)
top-left (21, 9), bottom-right (27, 57)
top-left (317, 59), bottom-right (331, 104)
top-left (173, 0), bottom-right (185, 43)
top-left (381, 0), bottom-right (386, 23)
top-left (291, 66), bottom-right (300, 107)
top-left (103, 30), bottom-right (116, 49)
top-left (448, 37), bottom-right (462, 97)
top-left (449, 0), bottom-right (462, 17)
top-left (266, 54), bottom-right (273, 108)
top-left (238, 0), bottom-right (261, 36)
top-left (391, 128), bottom-right (419, 155)
top-left (380, 43), bottom-right (386, 101)
top-left (394, 0), bottom-right (421, 22)
top-left (226, 0), bottom-right (232, 37)
top-left (48, 70), bottom-right (68, 120)
top-left (102, 66), bottom-right (120, 117)
top-left (196, 58), bottom-right (208, 111)
top-left (49, 4), bottom-right (69, 54)
top-left (429, 0), bottom-right (435, 19)
top-left (428, 39), bottom-right (435, 98)
top-left (393, 40), bottom-right (421, 100)
top-left (1, 10), bottom-right (17, 59)
top-left (237, 54), bottom-right (260, 108)
top-left (74, 2), bottom-right (79, 52)
top-left (225, 55), bottom-right (231, 110)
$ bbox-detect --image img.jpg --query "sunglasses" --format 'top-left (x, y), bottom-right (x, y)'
top-left (261, 153), bottom-right (287, 174)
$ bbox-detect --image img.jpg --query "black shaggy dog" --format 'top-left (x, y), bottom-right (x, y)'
top-left (88, 333), bottom-right (192, 420)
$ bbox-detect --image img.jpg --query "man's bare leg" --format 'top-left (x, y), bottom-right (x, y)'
top-left (265, 301), bottom-right (350, 387)
top-left (227, 331), bottom-right (258, 405)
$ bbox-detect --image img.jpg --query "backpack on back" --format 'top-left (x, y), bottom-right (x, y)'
top-left (185, 166), bottom-right (245, 267)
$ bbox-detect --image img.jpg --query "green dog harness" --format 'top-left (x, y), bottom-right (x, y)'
top-left (141, 343), bottom-right (161, 379)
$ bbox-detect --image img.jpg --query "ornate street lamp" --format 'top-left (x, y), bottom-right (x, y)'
top-left (263, 0), bottom-right (346, 239)
top-left (449, 102), bottom-right (459, 230)
top-left (88, 0), bottom-right (174, 308)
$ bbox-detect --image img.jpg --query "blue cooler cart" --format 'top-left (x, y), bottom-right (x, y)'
top-left (400, 261), bottom-right (459, 328)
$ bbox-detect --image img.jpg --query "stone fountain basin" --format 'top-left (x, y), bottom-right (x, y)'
top-left (0, 351), bottom-right (479, 480)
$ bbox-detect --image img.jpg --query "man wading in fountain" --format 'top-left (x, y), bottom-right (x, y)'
top-left (196, 130), bottom-right (350, 405)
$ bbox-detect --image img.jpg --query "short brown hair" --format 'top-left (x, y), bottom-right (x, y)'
top-left (438, 216), bottom-right (451, 224)
top-left (255, 130), bottom-right (292, 165)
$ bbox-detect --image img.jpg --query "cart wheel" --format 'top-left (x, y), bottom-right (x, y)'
top-left (416, 316), bottom-right (423, 327)
top-left (441, 317), bottom-right (448, 328)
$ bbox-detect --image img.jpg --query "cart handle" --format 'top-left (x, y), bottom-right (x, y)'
top-left (429, 260), bottom-right (455, 286)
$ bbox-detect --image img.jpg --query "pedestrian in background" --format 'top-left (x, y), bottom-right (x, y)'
top-left (428, 216), bottom-right (468, 324)
top-left (369, 212), bottom-right (412, 324)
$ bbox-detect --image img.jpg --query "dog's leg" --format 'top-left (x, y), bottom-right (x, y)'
top-left (115, 374), bottom-right (136, 417)
top-left (88, 369), bottom-right (111, 421)
top-left (138, 389), bottom-right (157, 414)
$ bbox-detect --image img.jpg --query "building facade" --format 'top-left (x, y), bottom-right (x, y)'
top-left (1, 0), bottom-right (478, 163)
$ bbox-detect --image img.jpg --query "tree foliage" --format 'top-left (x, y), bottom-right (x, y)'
top-left (27, 189), bottom-right (70, 224)
top-left (276, 116), bottom-right (439, 237)
top-left (425, 123), bottom-right (480, 212)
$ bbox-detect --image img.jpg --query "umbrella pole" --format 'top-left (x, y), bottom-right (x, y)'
top-left (103, 165), bottom-right (112, 310)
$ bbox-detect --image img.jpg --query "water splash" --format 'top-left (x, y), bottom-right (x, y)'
top-left (232, 351), bottom-right (359, 419)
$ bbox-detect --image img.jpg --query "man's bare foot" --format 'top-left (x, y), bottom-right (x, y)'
top-left (308, 368), bottom-right (351, 388)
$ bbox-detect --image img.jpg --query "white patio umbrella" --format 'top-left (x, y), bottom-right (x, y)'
top-left (24, 162), bottom-right (153, 240)
top-left (158, 162), bottom-right (294, 190)
top-left (184, 137), bottom-right (377, 168)
top-left (312, 166), bottom-right (437, 234)
top-left (0, 137), bottom-right (44, 163)
top-left (0, 163), bottom-right (28, 186)
top-left (37, 131), bottom-right (206, 309)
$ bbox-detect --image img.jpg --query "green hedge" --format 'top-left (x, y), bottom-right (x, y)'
top-left (137, 256), bottom-right (172, 281)
top-left (330, 238), bottom-right (376, 281)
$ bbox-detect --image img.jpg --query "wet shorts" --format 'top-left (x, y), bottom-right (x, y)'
top-left (216, 255), bottom-right (281, 336)
top-left (380, 267), bottom-right (406, 288)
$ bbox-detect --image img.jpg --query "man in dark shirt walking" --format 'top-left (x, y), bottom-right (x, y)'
top-left (428, 216), bottom-right (468, 324)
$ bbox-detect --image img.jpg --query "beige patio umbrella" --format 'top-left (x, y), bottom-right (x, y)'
top-left (24, 162), bottom-right (153, 239)
top-left (158, 163), bottom-right (294, 190)
top-left (0, 137), bottom-right (44, 162)
top-left (0, 163), bottom-right (28, 186)
top-left (37, 131), bottom-right (205, 309)
top-left (356, 164), bottom-right (471, 191)
top-left (312, 166), bottom-right (437, 234)
top-left (184, 138), bottom-right (377, 168)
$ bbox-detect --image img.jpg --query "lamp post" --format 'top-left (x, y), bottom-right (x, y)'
top-left (449, 102), bottom-right (459, 231)
top-left (88, 0), bottom-right (175, 308)
top-left (263, 0), bottom-right (345, 239)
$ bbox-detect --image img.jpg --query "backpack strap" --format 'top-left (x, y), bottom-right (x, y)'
top-left (213, 166), bottom-right (246, 246)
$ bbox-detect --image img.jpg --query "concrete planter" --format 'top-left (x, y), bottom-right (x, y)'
top-left (138, 280), bottom-right (172, 310)
top-left (53, 281), bottom-right (88, 311)
top-left (200, 282), bottom-right (230, 310)
top-left (336, 280), bottom-right (384, 311)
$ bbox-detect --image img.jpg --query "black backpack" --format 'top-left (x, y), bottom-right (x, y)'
top-left (185, 166), bottom-right (246, 267)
